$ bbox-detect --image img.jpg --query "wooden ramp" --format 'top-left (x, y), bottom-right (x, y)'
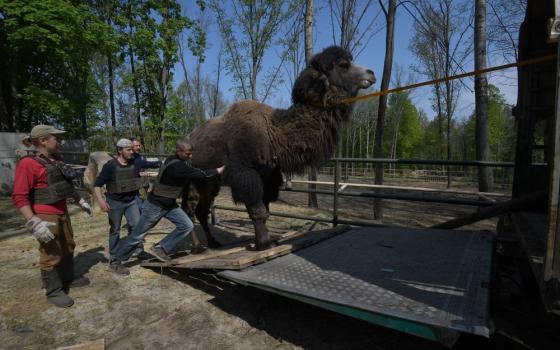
top-left (141, 225), bottom-right (352, 270)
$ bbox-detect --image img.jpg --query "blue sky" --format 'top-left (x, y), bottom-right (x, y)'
top-left (176, 1), bottom-right (518, 122)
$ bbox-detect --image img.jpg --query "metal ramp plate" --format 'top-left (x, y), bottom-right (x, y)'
top-left (219, 227), bottom-right (492, 346)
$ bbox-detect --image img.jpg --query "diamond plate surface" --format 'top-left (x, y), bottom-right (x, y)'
top-left (220, 227), bottom-right (492, 336)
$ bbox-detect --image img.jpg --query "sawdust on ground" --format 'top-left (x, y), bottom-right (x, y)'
top-left (0, 179), bottom-right (499, 350)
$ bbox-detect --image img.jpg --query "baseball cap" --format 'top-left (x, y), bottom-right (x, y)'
top-left (30, 125), bottom-right (66, 138)
top-left (116, 138), bottom-right (133, 148)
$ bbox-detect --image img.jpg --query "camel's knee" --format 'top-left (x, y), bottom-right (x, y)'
top-left (247, 205), bottom-right (269, 221)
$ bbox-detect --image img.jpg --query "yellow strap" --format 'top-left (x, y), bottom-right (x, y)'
top-left (339, 54), bottom-right (558, 105)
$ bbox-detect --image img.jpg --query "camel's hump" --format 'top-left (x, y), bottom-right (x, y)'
top-left (225, 100), bottom-right (275, 119)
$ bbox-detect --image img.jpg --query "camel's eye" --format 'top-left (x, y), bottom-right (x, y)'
top-left (338, 61), bottom-right (350, 69)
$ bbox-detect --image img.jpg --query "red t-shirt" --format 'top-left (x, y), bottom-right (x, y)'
top-left (12, 156), bottom-right (68, 215)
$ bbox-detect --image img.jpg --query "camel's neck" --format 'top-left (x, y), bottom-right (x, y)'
top-left (270, 103), bottom-right (354, 174)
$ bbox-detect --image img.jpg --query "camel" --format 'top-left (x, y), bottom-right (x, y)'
top-left (83, 151), bottom-right (113, 210)
top-left (184, 46), bottom-right (376, 251)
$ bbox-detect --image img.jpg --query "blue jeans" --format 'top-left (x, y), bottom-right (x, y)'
top-left (106, 197), bottom-right (140, 261)
top-left (115, 200), bottom-right (194, 262)
top-left (134, 194), bottom-right (143, 213)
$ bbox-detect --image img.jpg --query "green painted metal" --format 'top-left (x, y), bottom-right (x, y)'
top-left (242, 282), bottom-right (459, 346)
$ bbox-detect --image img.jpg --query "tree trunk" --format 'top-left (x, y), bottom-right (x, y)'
top-left (79, 68), bottom-right (89, 137)
top-left (305, 0), bottom-right (318, 208)
top-left (128, 28), bottom-right (145, 145)
top-left (373, 0), bottom-right (397, 220)
top-left (305, 0), bottom-right (313, 63)
top-left (0, 74), bottom-right (10, 131)
top-left (157, 0), bottom-right (170, 154)
top-left (10, 50), bottom-right (19, 131)
top-left (475, 0), bottom-right (493, 192)
top-left (211, 46), bottom-right (222, 118)
top-left (107, 54), bottom-right (117, 144)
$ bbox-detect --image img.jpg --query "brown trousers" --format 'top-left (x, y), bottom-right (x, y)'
top-left (35, 213), bottom-right (75, 271)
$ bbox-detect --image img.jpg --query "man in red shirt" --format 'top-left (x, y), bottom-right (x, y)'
top-left (12, 125), bottom-right (91, 308)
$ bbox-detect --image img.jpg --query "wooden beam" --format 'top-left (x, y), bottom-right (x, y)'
top-left (430, 191), bottom-right (546, 230)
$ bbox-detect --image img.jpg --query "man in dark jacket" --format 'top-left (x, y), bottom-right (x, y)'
top-left (109, 139), bottom-right (224, 274)
top-left (93, 138), bottom-right (147, 272)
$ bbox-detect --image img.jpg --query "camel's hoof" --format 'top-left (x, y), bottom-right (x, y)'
top-left (255, 241), bottom-right (276, 251)
top-left (207, 240), bottom-right (222, 249)
top-left (190, 245), bottom-right (207, 255)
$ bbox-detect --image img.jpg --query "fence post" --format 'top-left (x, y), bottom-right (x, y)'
top-left (333, 159), bottom-right (340, 227)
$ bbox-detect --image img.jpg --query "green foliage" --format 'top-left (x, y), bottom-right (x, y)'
top-left (384, 92), bottom-right (422, 159)
top-left (0, 0), bottom-right (111, 135)
top-left (462, 85), bottom-right (516, 161)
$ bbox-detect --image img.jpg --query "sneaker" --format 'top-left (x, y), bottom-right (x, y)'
top-left (109, 262), bottom-right (130, 276)
top-left (69, 276), bottom-right (90, 288)
top-left (131, 247), bottom-right (143, 258)
top-left (190, 245), bottom-right (207, 255)
top-left (135, 250), bottom-right (152, 261)
top-left (149, 245), bottom-right (171, 262)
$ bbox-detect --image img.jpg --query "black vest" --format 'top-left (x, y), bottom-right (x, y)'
top-left (105, 159), bottom-right (141, 193)
top-left (151, 159), bottom-right (184, 198)
top-left (29, 156), bottom-right (75, 204)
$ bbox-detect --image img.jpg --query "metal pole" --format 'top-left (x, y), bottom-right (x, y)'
top-left (545, 37), bottom-right (560, 281)
top-left (332, 157), bottom-right (517, 167)
top-left (284, 188), bottom-right (495, 207)
top-left (333, 159), bottom-right (340, 226)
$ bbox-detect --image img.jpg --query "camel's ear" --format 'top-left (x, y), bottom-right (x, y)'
top-left (292, 68), bottom-right (330, 105)
top-left (311, 56), bottom-right (333, 73)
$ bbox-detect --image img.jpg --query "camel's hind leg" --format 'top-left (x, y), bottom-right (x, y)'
top-left (194, 181), bottom-right (222, 248)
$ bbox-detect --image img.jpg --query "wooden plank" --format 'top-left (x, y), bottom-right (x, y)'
top-left (54, 339), bottom-right (104, 350)
top-left (276, 230), bottom-right (300, 240)
top-left (477, 193), bottom-right (496, 203)
top-left (141, 246), bottom-right (248, 267)
top-left (143, 225), bottom-right (351, 270)
top-left (430, 191), bottom-right (546, 230)
top-left (182, 225), bottom-right (352, 269)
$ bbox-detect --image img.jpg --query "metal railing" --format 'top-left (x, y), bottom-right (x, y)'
top-left (211, 157), bottom-right (518, 228)
top-left (61, 150), bottom-right (519, 227)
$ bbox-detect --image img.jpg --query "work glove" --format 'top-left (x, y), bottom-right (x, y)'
top-left (25, 216), bottom-right (56, 244)
top-left (78, 198), bottom-right (92, 216)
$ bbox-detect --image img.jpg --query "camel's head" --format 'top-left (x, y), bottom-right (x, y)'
top-left (292, 46), bottom-right (376, 105)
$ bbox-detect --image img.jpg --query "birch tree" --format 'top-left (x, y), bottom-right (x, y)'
top-left (210, 0), bottom-right (298, 102)
top-left (475, 0), bottom-right (492, 191)
top-left (408, 0), bottom-right (473, 188)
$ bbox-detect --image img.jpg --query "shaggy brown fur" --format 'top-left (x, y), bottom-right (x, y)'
top-left (83, 151), bottom-right (113, 210)
top-left (185, 46), bottom-right (376, 250)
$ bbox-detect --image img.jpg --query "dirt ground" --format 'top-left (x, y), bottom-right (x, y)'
top-left (0, 180), bottom-right (504, 350)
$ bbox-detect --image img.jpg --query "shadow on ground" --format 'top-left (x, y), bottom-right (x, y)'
top-left (74, 246), bottom-right (109, 276)
top-left (149, 268), bottom-right (448, 350)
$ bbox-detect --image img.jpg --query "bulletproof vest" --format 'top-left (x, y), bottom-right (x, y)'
top-left (30, 156), bottom-right (75, 204)
top-left (151, 159), bottom-right (184, 198)
top-left (105, 160), bottom-right (141, 193)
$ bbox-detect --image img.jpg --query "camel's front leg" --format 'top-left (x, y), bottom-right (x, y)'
top-left (246, 202), bottom-right (272, 250)
top-left (195, 200), bottom-right (221, 248)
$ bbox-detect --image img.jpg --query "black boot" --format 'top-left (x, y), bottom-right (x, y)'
top-left (41, 269), bottom-right (74, 308)
top-left (58, 256), bottom-right (90, 293)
